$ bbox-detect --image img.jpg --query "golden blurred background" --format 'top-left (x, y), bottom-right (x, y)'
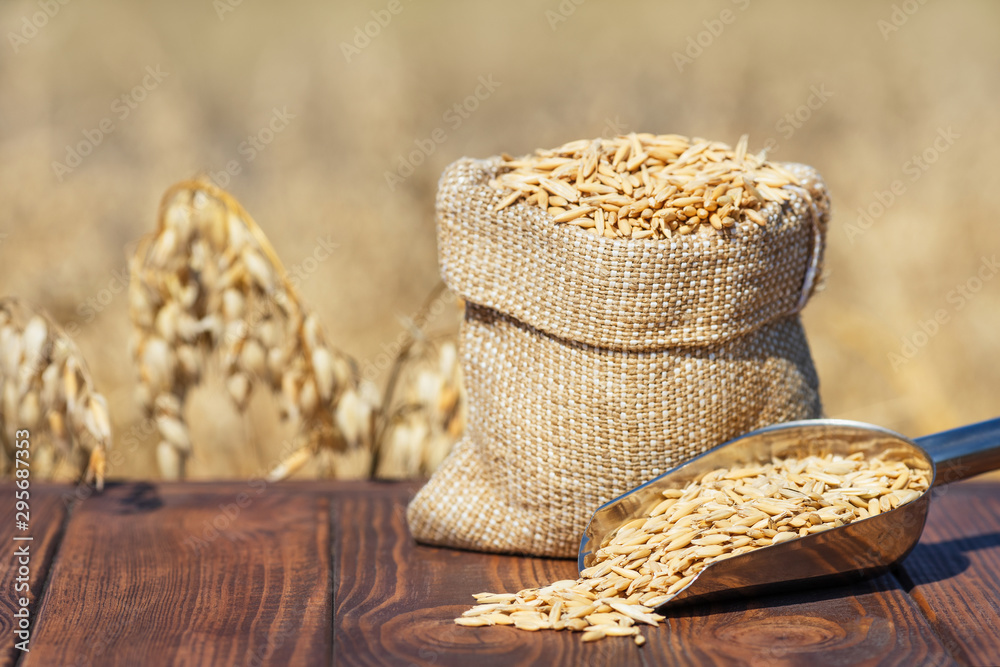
top-left (2, 0), bottom-right (998, 480)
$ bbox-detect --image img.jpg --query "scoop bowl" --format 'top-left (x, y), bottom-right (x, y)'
top-left (578, 417), bottom-right (1000, 609)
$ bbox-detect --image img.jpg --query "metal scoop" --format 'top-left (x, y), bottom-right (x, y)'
top-left (579, 416), bottom-right (1000, 609)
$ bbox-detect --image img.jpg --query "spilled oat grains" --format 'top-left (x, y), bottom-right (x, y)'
top-left (454, 452), bottom-right (930, 644)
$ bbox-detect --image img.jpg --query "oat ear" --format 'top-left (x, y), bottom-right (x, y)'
top-left (130, 179), bottom-right (381, 481)
top-left (0, 297), bottom-right (110, 489)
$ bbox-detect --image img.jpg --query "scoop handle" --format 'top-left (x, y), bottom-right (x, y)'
top-left (915, 416), bottom-right (1000, 486)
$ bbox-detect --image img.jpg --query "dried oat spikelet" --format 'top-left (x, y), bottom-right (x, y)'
top-left (0, 298), bottom-right (108, 489)
top-left (129, 178), bottom-right (378, 480)
top-left (375, 336), bottom-right (465, 479)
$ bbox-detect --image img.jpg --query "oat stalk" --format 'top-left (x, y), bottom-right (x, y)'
top-left (368, 280), bottom-right (456, 477)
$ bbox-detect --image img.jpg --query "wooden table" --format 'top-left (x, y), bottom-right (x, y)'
top-left (2, 480), bottom-right (999, 666)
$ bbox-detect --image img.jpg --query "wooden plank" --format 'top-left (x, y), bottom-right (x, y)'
top-left (22, 482), bottom-right (332, 666)
top-left (896, 481), bottom-right (1000, 666)
top-left (0, 484), bottom-right (69, 667)
top-left (331, 483), bottom-right (953, 666)
top-left (657, 575), bottom-right (953, 667)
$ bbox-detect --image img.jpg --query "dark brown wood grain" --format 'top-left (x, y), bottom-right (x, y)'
top-left (897, 482), bottom-right (1000, 666)
top-left (9, 479), bottom-right (1000, 666)
top-left (330, 483), bottom-right (953, 667)
top-left (21, 481), bottom-right (332, 667)
top-left (0, 484), bottom-right (69, 667)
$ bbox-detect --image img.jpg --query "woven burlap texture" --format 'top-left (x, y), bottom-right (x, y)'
top-left (407, 156), bottom-right (830, 558)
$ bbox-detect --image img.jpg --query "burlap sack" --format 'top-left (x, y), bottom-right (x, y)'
top-left (407, 156), bottom-right (829, 558)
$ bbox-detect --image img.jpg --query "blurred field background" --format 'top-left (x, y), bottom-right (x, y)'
top-left (1, 0), bottom-right (998, 480)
